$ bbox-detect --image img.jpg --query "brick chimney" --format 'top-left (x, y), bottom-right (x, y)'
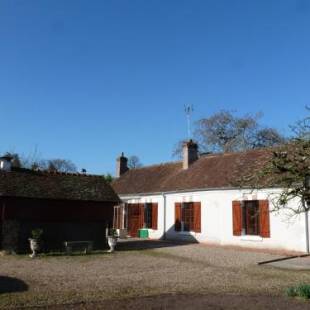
top-left (183, 140), bottom-right (198, 169)
top-left (0, 155), bottom-right (12, 172)
top-left (116, 152), bottom-right (129, 178)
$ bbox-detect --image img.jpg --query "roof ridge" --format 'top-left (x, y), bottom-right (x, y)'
top-left (127, 148), bottom-right (272, 171)
top-left (200, 147), bottom-right (272, 157)
top-left (128, 160), bottom-right (182, 171)
top-left (123, 148), bottom-right (271, 174)
top-left (10, 167), bottom-right (104, 178)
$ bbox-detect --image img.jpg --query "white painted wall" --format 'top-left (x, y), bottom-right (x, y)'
top-left (121, 194), bottom-right (165, 239)
top-left (0, 159), bottom-right (11, 171)
top-left (120, 188), bottom-right (308, 253)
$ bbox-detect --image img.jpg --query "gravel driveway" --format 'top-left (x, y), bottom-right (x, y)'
top-left (1, 240), bottom-right (310, 309)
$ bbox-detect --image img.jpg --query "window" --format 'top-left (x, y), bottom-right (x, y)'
top-left (144, 203), bottom-right (153, 228)
top-left (182, 202), bottom-right (193, 231)
top-left (242, 200), bottom-right (260, 235)
top-left (232, 200), bottom-right (270, 238)
top-left (113, 205), bottom-right (125, 229)
top-left (175, 202), bottom-right (201, 233)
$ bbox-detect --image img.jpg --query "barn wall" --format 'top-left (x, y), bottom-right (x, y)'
top-left (2, 197), bottom-right (114, 222)
top-left (18, 221), bottom-right (108, 252)
top-left (0, 197), bottom-right (115, 252)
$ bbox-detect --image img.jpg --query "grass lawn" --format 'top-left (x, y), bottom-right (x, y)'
top-left (1, 241), bottom-right (310, 309)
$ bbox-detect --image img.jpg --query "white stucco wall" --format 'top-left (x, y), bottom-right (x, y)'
top-left (121, 194), bottom-right (165, 240)
top-left (120, 188), bottom-right (308, 253)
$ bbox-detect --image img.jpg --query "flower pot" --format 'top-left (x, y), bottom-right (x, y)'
top-left (107, 236), bottom-right (118, 253)
top-left (29, 238), bottom-right (40, 258)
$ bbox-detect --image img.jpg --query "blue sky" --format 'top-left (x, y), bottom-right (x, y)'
top-left (0, 0), bottom-right (310, 175)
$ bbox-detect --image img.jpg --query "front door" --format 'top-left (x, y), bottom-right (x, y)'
top-left (127, 204), bottom-right (143, 237)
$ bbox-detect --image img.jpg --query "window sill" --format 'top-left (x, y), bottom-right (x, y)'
top-left (241, 235), bottom-right (263, 242)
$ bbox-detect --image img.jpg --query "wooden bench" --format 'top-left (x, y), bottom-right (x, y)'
top-left (63, 241), bottom-right (93, 254)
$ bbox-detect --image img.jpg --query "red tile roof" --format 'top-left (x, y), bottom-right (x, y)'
top-left (112, 148), bottom-right (272, 195)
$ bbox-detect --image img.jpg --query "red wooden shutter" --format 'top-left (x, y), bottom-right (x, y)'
top-left (232, 201), bottom-right (242, 236)
top-left (119, 207), bottom-right (121, 229)
top-left (193, 202), bottom-right (201, 233)
top-left (259, 200), bottom-right (270, 238)
top-left (151, 203), bottom-right (158, 230)
top-left (117, 207), bottom-right (122, 229)
top-left (139, 203), bottom-right (145, 229)
top-left (175, 203), bottom-right (182, 231)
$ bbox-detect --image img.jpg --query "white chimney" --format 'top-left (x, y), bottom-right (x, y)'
top-left (0, 155), bottom-right (12, 172)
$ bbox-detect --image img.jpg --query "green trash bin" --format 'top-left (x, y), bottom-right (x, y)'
top-left (138, 229), bottom-right (149, 239)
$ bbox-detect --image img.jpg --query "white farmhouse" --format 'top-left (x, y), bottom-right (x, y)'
top-left (112, 141), bottom-right (307, 253)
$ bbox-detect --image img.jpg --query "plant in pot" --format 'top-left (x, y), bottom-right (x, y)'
top-left (107, 228), bottom-right (119, 253)
top-left (29, 228), bottom-right (43, 258)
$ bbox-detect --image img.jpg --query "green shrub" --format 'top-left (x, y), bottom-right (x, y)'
top-left (286, 286), bottom-right (297, 297)
top-left (296, 284), bottom-right (310, 299)
top-left (31, 228), bottom-right (43, 240)
top-left (109, 228), bottom-right (118, 237)
top-left (286, 284), bottom-right (310, 299)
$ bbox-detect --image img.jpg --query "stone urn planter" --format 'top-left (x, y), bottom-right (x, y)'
top-left (28, 238), bottom-right (40, 258)
top-left (29, 228), bottom-right (43, 258)
top-left (107, 229), bottom-right (118, 253)
top-left (107, 236), bottom-right (118, 253)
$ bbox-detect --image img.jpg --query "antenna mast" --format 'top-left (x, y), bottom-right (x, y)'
top-left (184, 104), bottom-right (194, 140)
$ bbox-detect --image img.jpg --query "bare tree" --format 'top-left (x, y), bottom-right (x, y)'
top-left (172, 140), bottom-right (187, 158)
top-left (21, 146), bottom-right (42, 169)
top-left (127, 155), bottom-right (143, 169)
top-left (236, 112), bottom-right (310, 251)
top-left (173, 110), bottom-right (286, 157)
top-left (253, 127), bottom-right (286, 149)
top-left (46, 159), bottom-right (77, 173)
top-left (1, 148), bottom-right (78, 173)
top-left (238, 140), bottom-right (310, 214)
top-left (196, 111), bottom-right (256, 153)
top-left (290, 106), bottom-right (310, 139)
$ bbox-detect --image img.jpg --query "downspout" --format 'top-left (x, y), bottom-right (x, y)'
top-left (302, 198), bottom-right (309, 254)
top-left (162, 193), bottom-right (167, 240)
top-left (306, 209), bottom-right (309, 254)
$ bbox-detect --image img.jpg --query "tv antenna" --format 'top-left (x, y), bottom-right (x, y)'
top-left (184, 104), bottom-right (194, 140)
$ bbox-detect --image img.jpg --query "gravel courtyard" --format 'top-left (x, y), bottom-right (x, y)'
top-left (1, 240), bottom-right (310, 309)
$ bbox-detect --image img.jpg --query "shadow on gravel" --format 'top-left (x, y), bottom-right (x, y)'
top-left (0, 276), bottom-right (28, 294)
top-left (116, 239), bottom-right (198, 251)
top-left (41, 294), bottom-right (310, 310)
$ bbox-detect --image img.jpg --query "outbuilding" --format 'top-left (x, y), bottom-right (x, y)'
top-left (0, 156), bottom-right (120, 253)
